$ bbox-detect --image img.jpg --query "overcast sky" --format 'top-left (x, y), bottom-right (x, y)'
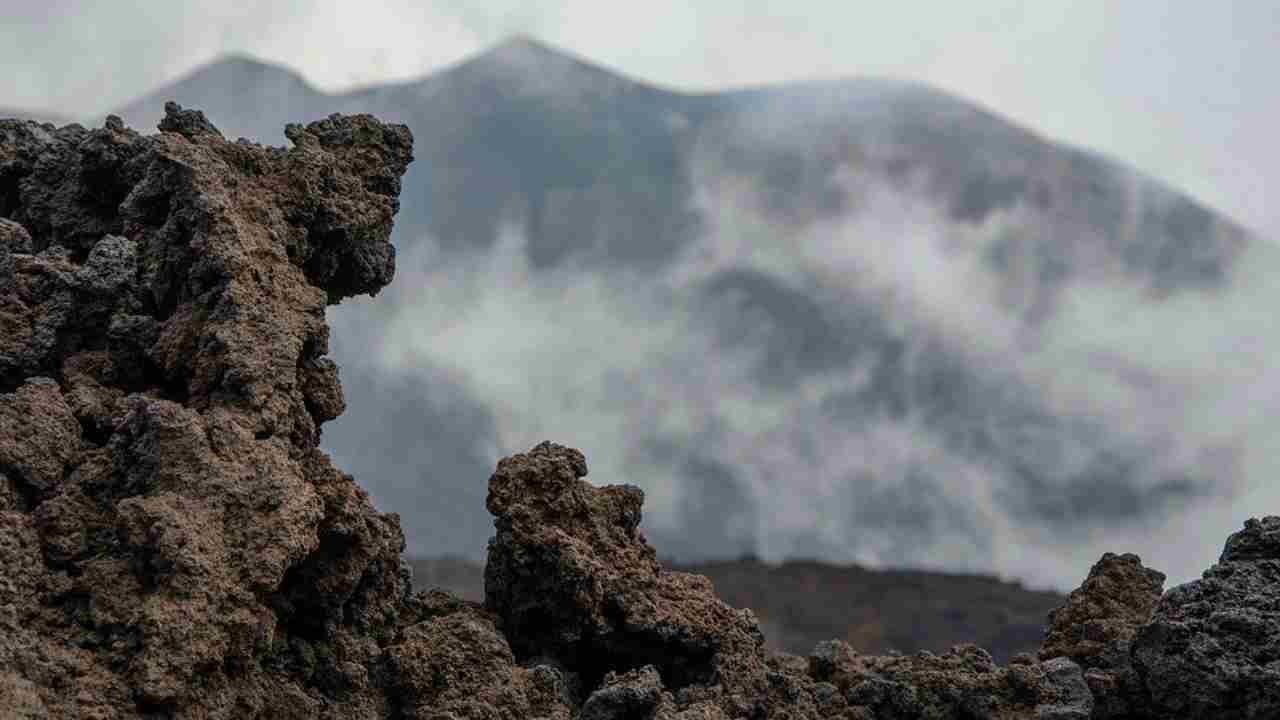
top-left (1, 2), bottom-right (1276, 239)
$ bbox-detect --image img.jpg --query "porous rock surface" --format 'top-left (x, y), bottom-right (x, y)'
top-left (1038, 553), bottom-right (1166, 718)
top-left (0, 104), bottom-right (454, 719)
top-left (2, 106), bottom-right (1279, 719)
top-left (1129, 516), bottom-right (1280, 718)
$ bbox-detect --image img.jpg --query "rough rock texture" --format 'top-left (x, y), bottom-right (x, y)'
top-left (0, 104), bottom-right (500, 719)
top-left (409, 554), bottom-right (1067, 665)
top-left (477, 441), bottom-right (1108, 720)
top-left (1130, 516), bottom-right (1280, 719)
top-left (4, 107), bottom-right (1280, 720)
top-left (1038, 553), bottom-right (1165, 718)
top-left (483, 441), bottom-right (772, 718)
top-left (800, 638), bottom-right (1092, 719)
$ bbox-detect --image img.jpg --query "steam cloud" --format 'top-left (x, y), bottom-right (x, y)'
top-left (325, 124), bottom-right (1280, 591)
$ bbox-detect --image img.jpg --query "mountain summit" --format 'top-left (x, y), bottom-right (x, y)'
top-left (450, 33), bottom-right (657, 94)
top-left (112, 53), bottom-right (325, 141)
top-left (480, 33), bottom-right (590, 67)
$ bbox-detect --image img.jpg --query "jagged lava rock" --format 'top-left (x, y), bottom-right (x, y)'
top-left (1131, 516), bottom-right (1280, 719)
top-left (479, 440), bottom-right (1108, 720)
top-left (1038, 552), bottom-right (1165, 718)
top-left (482, 440), bottom-right (771, 717)
top-left (0, 104), bottom-right (440, 718)
top-left (805, 639), bottom-right (1092, 719)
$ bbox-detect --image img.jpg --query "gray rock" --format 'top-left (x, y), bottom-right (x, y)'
top-left (1034, 657), bottom-right (1092, 720)
top-left (1132, 516), bottom-right (1280, 719)
top-left (579, 666), bottom-right (665, 720)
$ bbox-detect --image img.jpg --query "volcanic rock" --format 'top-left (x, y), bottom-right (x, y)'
top-left (0, 104), bottom-right (429, 718)
top-left (1131, 516), bottom-right (1280, 718)
top-left (1038, 552), bottom-right (1166, 717)
top-left (3, 106), bottom-right (1280, 720)
top-left (803, 638), bottom-right (1093, 719)
top-left (482, 440), bottom-right (770, 716)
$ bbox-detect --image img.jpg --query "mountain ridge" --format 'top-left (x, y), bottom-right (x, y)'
top-left (95, 40), bottom-right (1256, 251)
top-left (8, 38), bottom-right (1251, 241)
top-left (96, 39), bottom-right (1257, 235)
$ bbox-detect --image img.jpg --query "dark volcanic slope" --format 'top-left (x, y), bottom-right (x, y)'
top-left (104, 38), bottom-right (1276, 592)
top-left (407, 555), bottom-right (1066, 664)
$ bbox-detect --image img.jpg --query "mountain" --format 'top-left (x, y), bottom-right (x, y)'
top-left (115, 37), bottom-right (711, 268)
top-left (100, 38), bottom-right (1277, 592)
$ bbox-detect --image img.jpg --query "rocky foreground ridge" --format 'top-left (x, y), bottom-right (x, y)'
top-left (408, 555), bottom-right (1066, 666)
top-left (0, 107), bottom-right (1277, 719)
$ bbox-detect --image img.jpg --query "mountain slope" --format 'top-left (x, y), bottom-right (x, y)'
top-left (99, 39), bottom-right (1278, 591)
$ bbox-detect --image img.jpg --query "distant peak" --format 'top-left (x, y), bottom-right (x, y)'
top-left (495, 33), bottom-right (549, 51)
top-left (186, 52), bottom-right (310, 83)
top-left (216, 50), bottom-right (263, 64)
top-left (457, 34), bottom-right (644, 93)
top-left (482, 33), bottom-right (575, 64)
top-left (416, 34), bottom-right (676, 100)
top-left (204, 51), bottom-right (275, 70)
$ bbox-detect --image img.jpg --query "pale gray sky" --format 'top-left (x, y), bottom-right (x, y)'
top-left (2, 2), bottom-right (1275, 239)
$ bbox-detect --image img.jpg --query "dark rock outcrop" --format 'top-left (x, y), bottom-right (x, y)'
top-left (0, 104), bottom-right (446, 718)
top-left (482, 440), bottom-right (771, 717)
top-left (475, 441), bottom-right (1118, 719)
top-left (2, 107), bottom-right (1279, 719)
top-left (1130, 516), bottom-right (1280, 718)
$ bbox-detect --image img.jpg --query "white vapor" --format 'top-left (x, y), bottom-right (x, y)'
top-left (329, 140), bottom-right (1280, 592)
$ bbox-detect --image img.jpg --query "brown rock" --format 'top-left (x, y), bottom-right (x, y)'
top-left (483, 440), bottom-right (770, 715)
top-left (1040, 552), bottom-right (1166, 667)
top-left (1038, 552), bottom-right (1165, 717)
top-left (0, 106), bottom-right (416, 717)
top-left (0, 378), bottom-right (80, 505)
top-left (383, 603), bottom-right (572, 719)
